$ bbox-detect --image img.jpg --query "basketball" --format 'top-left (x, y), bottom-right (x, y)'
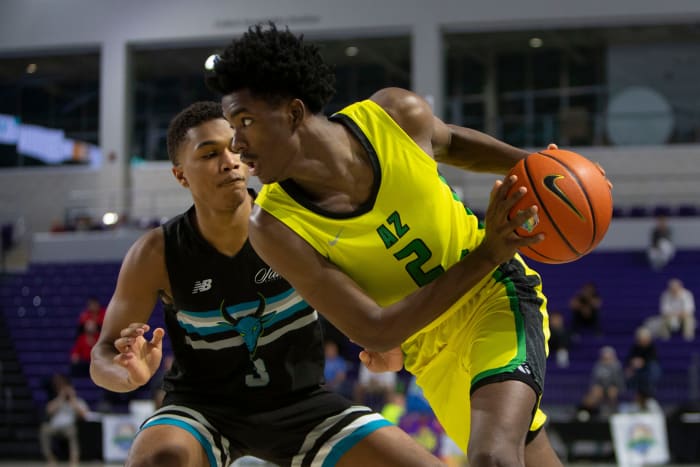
top-left (507, 148), bottom-right (613, 264)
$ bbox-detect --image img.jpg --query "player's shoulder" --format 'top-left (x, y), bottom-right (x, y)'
top-left (368, 87), bottom-right (434, 139)
top-left (125, 227), bottom-right (165, 267)
top-left (137, 226), bottom-right (165, 250)
top-left (112, 226), bottom-right (168, 291)
top-left (248, 204), bottom-right (306, 255)
top-left (250, 204), bottom-right (283, 235)
top-left (369, 87), bottom-right (429, 115)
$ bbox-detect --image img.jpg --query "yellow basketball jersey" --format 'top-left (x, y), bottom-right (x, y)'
top-left (257, 100), bottom-right (551, 453)
top-left (256, 99), bottom-right (485, 307)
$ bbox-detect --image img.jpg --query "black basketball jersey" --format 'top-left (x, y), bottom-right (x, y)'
top-left (160, 205), bottom-right (325, 412)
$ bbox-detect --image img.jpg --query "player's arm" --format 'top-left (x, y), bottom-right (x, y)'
top-left (90, 229), bottom-right (167, 392)
top-left (249, 180), bottom-right (539, 352)
top-left (370, 87), bottom-right (528, 174)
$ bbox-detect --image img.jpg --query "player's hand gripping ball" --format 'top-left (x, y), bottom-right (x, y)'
top-left (507, 149), bottom-right (613, 264)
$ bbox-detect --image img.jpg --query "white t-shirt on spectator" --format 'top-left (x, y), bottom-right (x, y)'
top-left (357, 365), bottom-right (397, 389)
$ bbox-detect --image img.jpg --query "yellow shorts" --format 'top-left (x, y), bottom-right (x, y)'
top-left (401, 256), bottom-right (550, 453)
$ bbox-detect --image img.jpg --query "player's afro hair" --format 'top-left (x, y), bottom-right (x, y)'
top-left (166, 101), bottom-right (224, 165)
top-left (206, 22), bottom-right (336, 114)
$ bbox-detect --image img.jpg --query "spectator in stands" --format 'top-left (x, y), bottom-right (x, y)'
top-left (49, 218), bottom-right (67, 233)
top-left (380, 390), bottom-right (407, 425)
top-left (659, 278), bottom-right (696, 341)
top-left (73, 214), bottom-right (102, 231)
top-left (642, 314), bottom-right (671, 341)
top-left (77, 296), bottom-right (106, 333)
top-left (323, 338), bottom-right (351, 399)
top-left (39, 373), bottom-right (89, 467)
top-left (569, 281), bottom-right (603, 337)
top-left (70, 318), bottom-right (99, 377)
top-left (548, 310), bottom-right (571, 368)
top-left (647, 215), bottom-right (675, 270)
top-left (624, 327), bottom-right (662, 411)
top-left (319, 315), bottom-right (356, 361)
top-left (399, 376), bottom-right (445, 458)
top-left (354, 363), bottom-right (398, 412)
top-left (578, 346), bottom-right (625, 419)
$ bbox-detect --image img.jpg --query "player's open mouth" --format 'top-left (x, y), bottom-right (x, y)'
top-left (240, 152), bottom-right (258, 175)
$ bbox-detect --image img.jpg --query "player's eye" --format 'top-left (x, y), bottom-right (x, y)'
top-left (241, 117), bottom-right (253, 127)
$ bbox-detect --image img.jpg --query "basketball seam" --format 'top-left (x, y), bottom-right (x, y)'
top-left (525, 154), bottom-right (581, 259)
top-left (538, 150), bottom-right (597, 253)
top-left (518, 203), bottom-right (566, 262)
top-left (521, 245), bottom-right (562, 263)
top-left (511, 159), bottom-right (560, 262)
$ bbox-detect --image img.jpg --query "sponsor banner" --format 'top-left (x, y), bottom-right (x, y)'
top-left (102, 414), bottom-right (139, 462)
top-left (610, 412), bottom-right (670, 466)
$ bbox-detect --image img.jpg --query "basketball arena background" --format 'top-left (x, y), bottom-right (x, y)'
top-left (0, 1), bottom-right (699, 465)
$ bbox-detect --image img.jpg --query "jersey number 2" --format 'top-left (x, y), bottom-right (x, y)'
top-left (393, 238), bottom-right (445, 287)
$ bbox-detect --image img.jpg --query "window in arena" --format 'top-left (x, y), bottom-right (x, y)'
top-left (445, 29), bottom-right (605, 148)
top-left (316, 35), bottom-right (411, 115)
top-left (131, 43), bottom-right (219, 162)
top-left (130, 35), bottom-right (409, 161)
top-left (445, 24), bottom-right (700, 147)
top-left (0, 50), bottom-right (100, 168)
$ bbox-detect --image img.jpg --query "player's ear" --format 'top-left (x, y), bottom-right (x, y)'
top-left (172, 165), bottom-right (189, 188)
top-left (289, 99), bottom-right (305, 129)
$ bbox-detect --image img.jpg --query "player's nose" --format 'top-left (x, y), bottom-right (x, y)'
top-left (232, 131), bottom-right (247, 154)
top-left (222, 148), bottom-right (242, 171)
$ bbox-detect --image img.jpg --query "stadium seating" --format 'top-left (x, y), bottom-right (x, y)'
top-left (0, 251), bottom-right (698, 428)
top-left (0, 262), bottom-right (165, 412)
top-left (535, 249), bottom-right (700, 408)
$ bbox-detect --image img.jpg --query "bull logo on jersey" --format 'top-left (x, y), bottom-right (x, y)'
top-left (219, 293), bottom-right (273, 358)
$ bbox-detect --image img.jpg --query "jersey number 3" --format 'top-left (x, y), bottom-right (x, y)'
top-left (245, 358), bottom-right (270, 387)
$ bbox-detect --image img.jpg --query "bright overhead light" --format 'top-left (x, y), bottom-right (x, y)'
top-left (529, 37), bottom-right (543, 48)
top-left (102, 212), bottom-right (119, 226)
top-left (204, 54), bottom-right (218, 71)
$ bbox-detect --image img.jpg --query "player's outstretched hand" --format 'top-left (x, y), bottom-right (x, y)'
top-left (113, 323), bottom-right (165, 387)
top-left (359, 347), bottom-right (404, 373)
top-left (478, 173), bottom-right (544, 266)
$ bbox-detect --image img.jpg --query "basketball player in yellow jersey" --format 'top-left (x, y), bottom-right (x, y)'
top-left (207, 23), bottom-right (565, 467)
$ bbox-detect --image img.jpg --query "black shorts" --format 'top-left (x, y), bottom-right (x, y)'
top-left (139, 387), bottom-right (391, 467)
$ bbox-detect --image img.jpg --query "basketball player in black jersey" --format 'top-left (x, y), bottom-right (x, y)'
top-left (90, 101), bottom-right (443, 467)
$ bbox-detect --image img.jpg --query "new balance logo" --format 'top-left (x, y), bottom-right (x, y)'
top-left (192, 279), bottom-right (213, 294)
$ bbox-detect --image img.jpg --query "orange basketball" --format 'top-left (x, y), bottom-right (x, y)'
top-left (507, 149), bottom-right (613, 264)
